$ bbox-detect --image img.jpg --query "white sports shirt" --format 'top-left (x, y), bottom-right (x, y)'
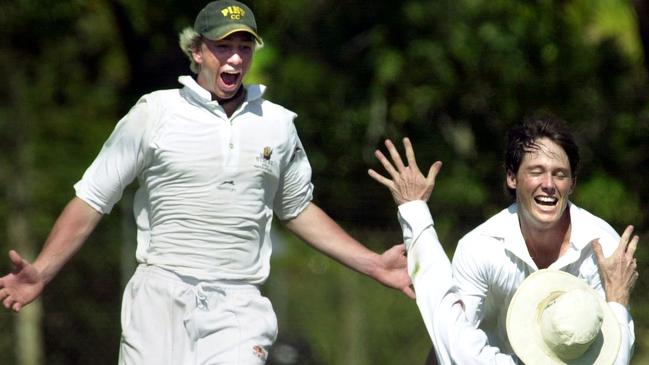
top-left (398, 201), bottom-right (633, 365)
top-left (75, 76), bottom-right (314, 284)
top-left (452, 202), bottom-right (634, 364)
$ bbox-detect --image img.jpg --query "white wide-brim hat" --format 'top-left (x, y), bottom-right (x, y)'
top-left (506, 269), bottom-right (621, 365)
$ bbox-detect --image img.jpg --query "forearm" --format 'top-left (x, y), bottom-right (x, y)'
top-left (34, 197), bottom-right (103, 283)
top-left (283, 202), bottom-right (379, 277)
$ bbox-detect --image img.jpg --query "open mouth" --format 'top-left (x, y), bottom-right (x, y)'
top-left (534, 196), bottom-right (558, 206)
top-left (220, 71), bottom-right (241, 87)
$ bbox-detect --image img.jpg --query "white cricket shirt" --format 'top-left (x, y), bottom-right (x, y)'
top-left (75, 76), bottom-right (314, 283)
top-left (452, 202), bottom-right (634, 364)
top-left (399, 201), bottom-right (633, 365)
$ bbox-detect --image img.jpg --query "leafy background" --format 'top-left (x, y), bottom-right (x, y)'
top-left (1, 0), bottom-right (648, 364)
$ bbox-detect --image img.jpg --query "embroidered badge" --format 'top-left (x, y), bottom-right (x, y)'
top-left (252, 345), bottom-right (268, 361)
top-left (255, 146), bottom-right (276, 173)
top-left (263, 146), bottom-right (273, 160)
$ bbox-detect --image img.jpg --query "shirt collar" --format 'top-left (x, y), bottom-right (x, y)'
top-left (478, 204), bottom-right (533, 265)
top-left (478, 202), bottom-right (597, 267)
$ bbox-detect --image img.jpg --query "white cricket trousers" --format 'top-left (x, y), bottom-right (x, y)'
top-left (118, 265), bottom-right (278, 365)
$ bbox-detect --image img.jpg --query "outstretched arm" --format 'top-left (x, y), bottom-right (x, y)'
top-left (592, 225), bottom-right (639, 365)
top-left (283, 202), bottom-right (415, 299)
top-left (370, 137), bottom-right (517, 365)
top-left (0, 197), bottom-right (102, 312)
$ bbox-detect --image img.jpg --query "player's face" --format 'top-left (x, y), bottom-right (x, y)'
top-left (507, 137), bottom-right (575, 231)
top-left (193, 32), bottom-right (254, 100)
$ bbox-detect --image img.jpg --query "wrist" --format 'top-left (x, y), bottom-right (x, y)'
top-left (605, 291), bottom-right (630, 307)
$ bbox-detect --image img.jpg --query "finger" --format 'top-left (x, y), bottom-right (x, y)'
top-left (391, 243), bottom-right (406, 253)
top-left (403, 138), bottom-right (421, 173)
top-left (385, 139), bottom-right (407, 171)
top-left (616, 225), bottom-right (634, 255)
top-left (368, 168), bottom-right (394, 188)
top-left (625, 235), bottom-right (639, 259)
top-left (12, 302), bottom-right (21, 313)
top-left (591, 239), bottom-right (604, 264)
top-left (426, 161), bottom-right (443, 186)
top-left (374, 149), bottom-right (399, 179)
top-left (0, 289), bottom-right (8, 302)
top-left (3, 296), bottom-right (13, 310)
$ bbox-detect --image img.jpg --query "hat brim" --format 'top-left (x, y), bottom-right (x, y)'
top-left (201, 23), bottom-right (263, 46)
top-left (506, 269), bottom-right (621, 365)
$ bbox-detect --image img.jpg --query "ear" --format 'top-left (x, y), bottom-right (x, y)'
top-left (568, 176), bottom-right (577, 195)
top-left (506, 169), bottom-right (517, 190)
top-left (191, 45), bottom-right (203, 65)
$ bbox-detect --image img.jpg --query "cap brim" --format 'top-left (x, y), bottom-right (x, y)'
top-left (201, 24), bottom-right (263, 46)
top-left (506, 269), bottom-right (621, 365)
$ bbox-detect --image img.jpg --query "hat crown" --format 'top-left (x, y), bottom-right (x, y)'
top-left (193, 0), bottom-right (262, 44)
top-left (540, 289), bottom-right (604, 360)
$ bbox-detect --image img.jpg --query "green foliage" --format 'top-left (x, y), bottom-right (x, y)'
top-left (1, 0), bottom-right (648, 363)
top-left (574, 171), bottom-right (645, 227)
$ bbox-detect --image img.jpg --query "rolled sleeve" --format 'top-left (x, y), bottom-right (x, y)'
top-left (273, 123), bottom-right (313, 220)
top-left (74, 97), bottom-right (153, 214)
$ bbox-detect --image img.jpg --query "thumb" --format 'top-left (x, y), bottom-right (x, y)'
top-left (591, 239), bottom-right (604, 263)
top-left (8, 250), bottom-right (26, 270)
top-left (403, 285), bottom-right (416, 300)
top-left (426, 161), bottom-right (443, 182)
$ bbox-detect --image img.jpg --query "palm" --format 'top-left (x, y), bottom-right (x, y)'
top-left (0, 250), bottom-right (44, 311)
top-left (368, 138), bottom-right (442, 206)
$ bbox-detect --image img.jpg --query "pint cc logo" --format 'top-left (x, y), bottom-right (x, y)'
top-left (221, 6), bottom-right (246, 20)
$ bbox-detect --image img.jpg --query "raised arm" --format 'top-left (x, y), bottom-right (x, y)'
top-left (592, 225), bottom-right (639, 365)
top-left (370, 137), bottom-right (518, 365)
top-left (0, 197), bottom-right (102, 312)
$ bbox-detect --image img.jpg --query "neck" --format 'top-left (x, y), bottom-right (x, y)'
top-left (520, 211), bottom-right (571, 269)
top-left (213, 86), bottom-right (246, 118)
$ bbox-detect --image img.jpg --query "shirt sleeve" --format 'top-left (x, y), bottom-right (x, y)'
top-left (584, 236), bottom-right (635, 365)
top-left (609, 302), bottom-right (635, 365)
top-left (451, 233), bottom-right (490, 326)
top-left (74, 96), bottom-right (154, 214)
top-left (273, 121), bottom-right (314, 220)
top-left (398, 201), bottom-right (519, 365)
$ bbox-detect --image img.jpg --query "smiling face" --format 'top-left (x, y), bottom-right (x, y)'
top-left (507, 137), bottom-right (575, 231)
top-left (192, 32), bottom-right (254, 101)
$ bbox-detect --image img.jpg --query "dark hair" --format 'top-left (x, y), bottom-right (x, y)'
top-left (504, 114), bottom-right (580, 198)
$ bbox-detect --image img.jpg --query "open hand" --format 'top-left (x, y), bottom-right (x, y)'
top-left (592, 225), bottom-right (639, 306)
top-left (375, 243), bottom-right (416, 299)
top-left (368, 138), bottom-right (442, 205)
top-left (0, 250), bottom-right (45, 312)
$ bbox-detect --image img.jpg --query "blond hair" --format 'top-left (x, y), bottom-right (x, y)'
top-left (178, 27), bottom-right (203, 74)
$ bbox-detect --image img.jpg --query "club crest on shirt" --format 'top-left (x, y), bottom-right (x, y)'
top-left (255, 146), bottom-right (276, 173)
top-left (252, 345), bottom-right (268, 361)
top-left (263, 146), bottom-right (272, 160)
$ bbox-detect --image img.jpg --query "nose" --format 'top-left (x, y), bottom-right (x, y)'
top-left (541, 173), bottom-right (556, 192)
top-left (228, 50), bottom-right (244, 65)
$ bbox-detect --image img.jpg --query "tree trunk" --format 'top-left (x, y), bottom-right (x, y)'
top-left (6, 65), bottom-right (45, 365)
top-left (7, 201), bottom-right (44, 365)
